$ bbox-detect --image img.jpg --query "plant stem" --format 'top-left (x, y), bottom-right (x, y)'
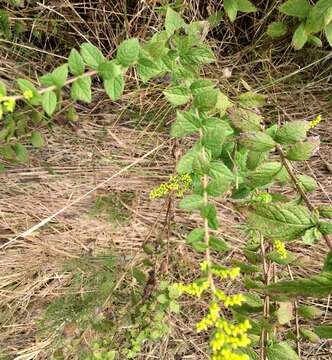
top-left (276, 145), bottom-right (332, 251)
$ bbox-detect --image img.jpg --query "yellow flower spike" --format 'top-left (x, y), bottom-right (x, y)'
top-left (310, 114), bottom-right (321, 129)
top-left (4, 98), bottom-right (15, 113)
top-left (23, 89), bottom-right (33, 100)
top-left (149, 174), bottom-right (192, 199)
top-left (274, 240), bottom-right (287, 259)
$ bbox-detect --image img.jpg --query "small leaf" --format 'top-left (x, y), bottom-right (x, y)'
top-left (179, 194), bottom-right (204, 210)
top-left (297, 174), bottom-right (318, 192)
top-left (169, 301), bottom-right (180, 313)
top-left (313, 325), bottom-right (332, 339)
top-left (286, 141), bottom-right (318, 161)
top-left (104, 75), bottom-right (124, 101)
top-left (171, 110), bottom-right (200, 137)
top-left (193, 88), bottom-right (218, 112)
top-left (68, 48), bottom-right (85, 76)
top-left (240, 132), bottom-right (276, 152)
top-left (51, 64), bottom-right (68, 88)
top-left (249, 162), bottom-right (284, 187)
top-left (298, 305), bottom-right (323, 319)
top-left (0, 144), bottom-right (16, 160)
top-left (292, 23), bottom-right (308, 50)
top-left (187, 228), bottom-right (205, 243)
top-left (279, 0), bottom-right (311, 18)
top-left (267, 22), bottom-right (288, 38)
top-left (318, 221), bottom-right (332, 235)
top-left (80, 42), bottom-right (105, 69)
top-left (229, 108), bottom-right (262, 131)
top-left (132, 268), bottom-right (147, 285)
top-left (300, 328), bottom-right (320, 343)
top-left (266, 341), bottom-right (300, 360)
top-left (276, 302), bottom-right (294, 325)
top-left (165, 7), bottom-right (185, 36)
top-left (224, 0), bottom-right (238, 21)
top-left (318, 205), bottom-right (332, 219)
top-left (31, 130), bottom-right (45, 148)
top-left (201, 203), bottom-right (218, 230)
top-left (274, 120), bottom-right (310, 144)
top-left (98, 60), bottom-right (121, 80)
top-left (17, 78), bottom-right (40, 105)
top-left (209, 236), bottom-right (230, 252)
top-left (42, 90), bottom-right (57, 116)
top-left (209, 160), bottom-right (234, 182)
top-left (116, 38), bottom-right (140, 67)
top-left (163, 86), bottom-right (191, 106)
top-left (239, 91), bottom-right (265, 108)
top-left (237, 0), bottom-right (256, 12)
top-left (71, 76), bottom-right (92, 103)
top-left (14, 143), bottom-right (28, 163)
top-left (137, 57), bottom-right (162, 83)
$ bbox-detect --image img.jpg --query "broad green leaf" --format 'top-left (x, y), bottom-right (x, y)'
top-left (169, 301), bottom-right (180, 313)
top-left (247, 203), bottom-right (315, 241)
top-left (190, 79), bottom-right (215, 95)
top-left (206, 176), bottom-right (231, 197)
top-left (193, 88), bottom-right (218, 112)
top-left (266, 341), bottom-right (300, 360)
top-left (300, 328), bottom-right (320, 343)
top-left (325, 22), bottom-right (332, 47)
top-left (42, 90), bottom-right (57, 116)
top-left (0, 144), bottom-right (16, 160)
top-left (31, 130), bottom-right (45, 148)
top-left (201, 203), bottom-right (218, 229)
top-left (104, 75), bottom-right (124, 101)
top-left (274, 120), bottom-right (310, 144)
top-left (324, 7), bottom-right (332, 26)
top-left (71, 76), bottom-right (91, 103)
top-left (186, 228), bottom-right (206, 252)
top-left (177, 149), bottom-right (195, 174)
top-left (0, 80), bottom-right (6, 96)
top-left (214, 91), bottom-right (233, 116)
top-left (17, 78), bottom-right (40, 105)
top-left (68, 48), bottom-right (84, 76)
top-left (318, 205), bottom-right (332, 219)
top-left (246, 150), bottom-right (267, 170)
top-left (308, 35), bottom-right (323, 47)
top-left (239, 91), bottom-right (265, 108)
top-left (116, 38), bottom-right (140, 67)
top-left (51, 64), bottom-right (68, 88)
top-left (137, 57), bottom-right (162, 83)
top-left (165, 7), bottom-right (185, 36)
top-left (229, 108), bottom-right (262, 131)
top-left (14, 143), bottom-right (28, 163)
top-left (157, 294), bottom-right (168, 304)
top-left (314, 325), bottom-right (332, 339)
top-left (306, 0), bottom-right (331, 33)
top-left (297, 174), bottom-right (318, 192)
top-left (163, 86), bottom-right (191, 106)
top-left (267, 250), bottom-right (296, 265)
top-left (80, 43), bottom-right (105, 69)
top-left (298, 305), bottom-right (323, 319)
top-left (181, 45), bottom-right (215, 65)
top-left (209, 160), bottom-right (234, 182)
top-left (209, 236), bottom-right (230, 252)
top-left (279, 0), bottom-right (311, 18)
top-left (276, 302), bottom-right (294, 325)
top-left (286, 140), bottom-right (318, 161)
top-left (237, 0), bottom-right (257, 12)
top-left (179, 194), bottom-right (204, 210)
top-left (292, 23), bottom-right (308, 50)
top-left (98, 60), bottom-right (121, 80)
top-left (240, 132), bottom-right (276, 152)
top-left (318, 221), bottom-right (332, 235)
top-left (132, 268), bottom-right (147, 284)
top-left (303, 227), bottom-right (321, 245)
top-left (170, 110), bottom-right (199, 137)
top-left (224, 0), bottom-right (238, 21)
top-left (267, 22), bottom-right (288, 38)
top-left (39, 73), bottom-right (54, 87)
top-left (248, 162), bottom-right (284, 187)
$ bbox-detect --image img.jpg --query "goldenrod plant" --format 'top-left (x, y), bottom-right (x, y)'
top-left (1, 5), bottom-right (332, 359)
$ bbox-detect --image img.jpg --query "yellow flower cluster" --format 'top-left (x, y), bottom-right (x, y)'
top-left (177, 280), bottom-right (209, 297)
top-left (149, 174), bottom-right (191, 199)
top-left (274, 240), bottom-right (287, 259)
top-left (310, 114), bottom-right (321, 129)
top-left (214, 290), bottom-right (246, 308)
top-left (0, 95), bottom-right (16, 113)
top-left (23, 89), bottom-right (33, 100)
top-left (211, 266), bottom-right (241, 280)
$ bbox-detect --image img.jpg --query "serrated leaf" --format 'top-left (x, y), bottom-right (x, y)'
top-left (31, 130), bottom-right (45, 148)
top-left (298, 305), bottom-right (323, 319)
top-left (292, 23), bottom-right (308, 50)
top-left (240, 132), bottom-right (276, 152)
top-left (169, 301), bottom-right (180, 313)
top-left (17, 78), bottom-right (40, 105)
top-left (98, 60), bottom-right (121, 80)
top-left (71, 76), bottom-right (91, 103)
top-left (68, 48), bottom-right (85, 76)
top-left (209, 236), bottom-right (230, 252)
top-left (193, 88), bottom-right (218, 111)
top-left (209, 160), bottom-right (234, 182)
top-left (318, 221), bottom-right (332, 235)
top-left (179, 194), bottom-right (204, 210)
top-left (42, 90), bottom-right (57, 116)
top-left (187, 228), bottom-right (204, 243)
top-left (224, 0), bottom-right (238, 21)
top-left (286, 140), bottom-right (318, 161)
top-left (14, 143), bottom-right (28, 163)
top-left (80, 43), bottom-right (105, 69)
top-left (116, 38), bottom-right (140, 67)
top-left (137, 57), bottom-right (162, 83)
top-left (51, 64), bottom-right (68, 88)
top-left (318, 205), bottom-right (332, 219)
top-left (239, 91), bottom-right (265, 108)
top-left (104, 75), bottom-right (124, 101)
top-left (177, 149), bottom-right (195, 174)
top-left (206, 177), bottom-right (231, 197)
top-left (237, 0), bottom-right (257, 12)
top-left (170, 110), bottom-right (199, 137)
top-left (163, 86), bottom-right (191, 106)
top-left (297, 174), bottom-right (318, 192)
top-left (279, 0), bottom-right (311, 18)
top-left (300, 328), bottom-right (320, 343)
top-left (276, 302), bottom-right (294, 325)
top-left (247, 203), bottom-right (315, 241)
top-left (266, 341), bottom-right (300, 360)
top-left (325, 22), bottom-right (332, 47)
top-left (165, 7), bottom-right (185, 36)
top-left (274, 120), bottom-right (310, 144)
top-left (306, 0), bottom-right (331, 33)
top-left (181, 45), bottom-right (215, 65)
top-left (267, 250), bottom-right (296, 265)
top-left (313, 325), bottom-right (332, 339)
top-left (214, 91), bottom-right (233, 116)
top-left (229, 108), bottom-right (262, 131)
top-left (201, 203), bottom-right (218, 230)
top-left (132, 268), bottom-right (147, 285)
top-left (267, 22), bottom-right (288, 38)
top-left (249, 162), bottom-right (284, 187)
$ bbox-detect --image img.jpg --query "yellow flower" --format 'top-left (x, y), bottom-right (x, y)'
top-left (274, 240), bottom-right (287, 259)
top-left (4, 98), bottom-right (15, 113)
top-left (149, 174), bottom-right (191, 199)
top-left (23, 89), bottom-right (33, 100)
top-left (310, 114), bottom-right (321, 129)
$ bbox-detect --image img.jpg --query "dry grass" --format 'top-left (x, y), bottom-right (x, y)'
top-left (1, 0), bottom-right (332, 359)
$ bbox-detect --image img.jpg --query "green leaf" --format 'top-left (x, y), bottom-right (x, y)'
top-left (224, 0), bottom-right (238, 21)
top-left (163, 86), bottom-right (191, 106)
top-left (298, 305), bottom-right (323, 319)
top-left (187, 228), bottom-right (204, 243)
top-left (276, 302), bottom-right (294, 325)
top-left (308, 35), bottom-right (323, 47)
top-left (292, 23), bottom-right (308, 50)
top-left (80, 43), bottom-right (105, 69)
top-left (286, 140), bottom-right (318, 161)
top-left (318, 221), bottom-right (332, 235)
top-left (239, 92), bottom-right (265, 108)
top-left (207, 10), bottom-right (224, 28)
top-left (318, 205), bottom-right (332, 219)
top-left (137, 57), bottom-right (162, 83)
top-left (17, 78), bottom-right (40, 105)
top-left (157, 294), bottom-right (168, 304)
top-left (267, 22), bottom-right (288, 38)
top-left (237, 0), bottom-right (257, 12)
top-left (306, 0), bottom-right (331, 33)
top-left (0, 144), bottom-right (16, 160)
top-left (266, 341), bottom-right (300, 360)
top-left (98, 60), bottom-right (121, 80)
top-left (214, 91), bottom-right (233, 116)
top-left (313, 325), bottom-right (332, 339)
top-left (132, 268), bottom-right (147, 284)
top-left (68, 48), bottom-right (85, 76)
top-left (297, 174), bottom-right (318, 192)
top-left (274, 120), bottom-right (310, 144)
top-left (325, 22), bottom-right (332, 47)
top-left (249, 162), bottom-right (284, 187)
top-left (267, 250), bottom-right (296, 265)
top-left (104, 75), bottom-right (124, 101)
top-left (240, 132), bottom-right (276, 152)
top-left (279, 0), bottom-right (311, 18)
top-left (165, 7), bottom-right (185, 36)
top-left (193, 88), bottom-right (218, 112)
top-left (51, 64), bottom-right (68, 88)
top-left (209, 160), bottom-right (234, 182)
top-left (71, 76), bottom-right (91, 103)
top-left (201, 203), bottom-right (218, 230)
top-left (0, 80), bottom-right (6, 96)
top-left (169, 301), bottom-right (180, 313)
top-left (14, 143), bottom-right (28, 163)
top-left (170, 110), bottom-right (199, 137)
top-left (229, 108), bottom-right (262, 131)
top-left (247, 203), bottom-right (315, 241)
top-left (190, 80), bottom-right (215, 95)
top-left (116, 38), bottom-right (140, 67)
top-left (42, 90), bottom-right (57, 116)
top-left (209, 236), bottom-right (230, 252)
top-left (31, 130), bottom-right (45, 148)
top-left (181, 45), bottom-right (215, 65)
top-left (39, 73), bottom-right (54, 87)
top-left (179, 194), bottom-right (204, 210)
top-left (303, 227), bottom-right (322, 245)
top-left (324, 6), bottom-right (332, 26)
top-left (206, 177), bottom-right (231, 197)
top-left (300, 328), bottom-right (320, 343)
top-left (177, 149), bottom-right (195, 174)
